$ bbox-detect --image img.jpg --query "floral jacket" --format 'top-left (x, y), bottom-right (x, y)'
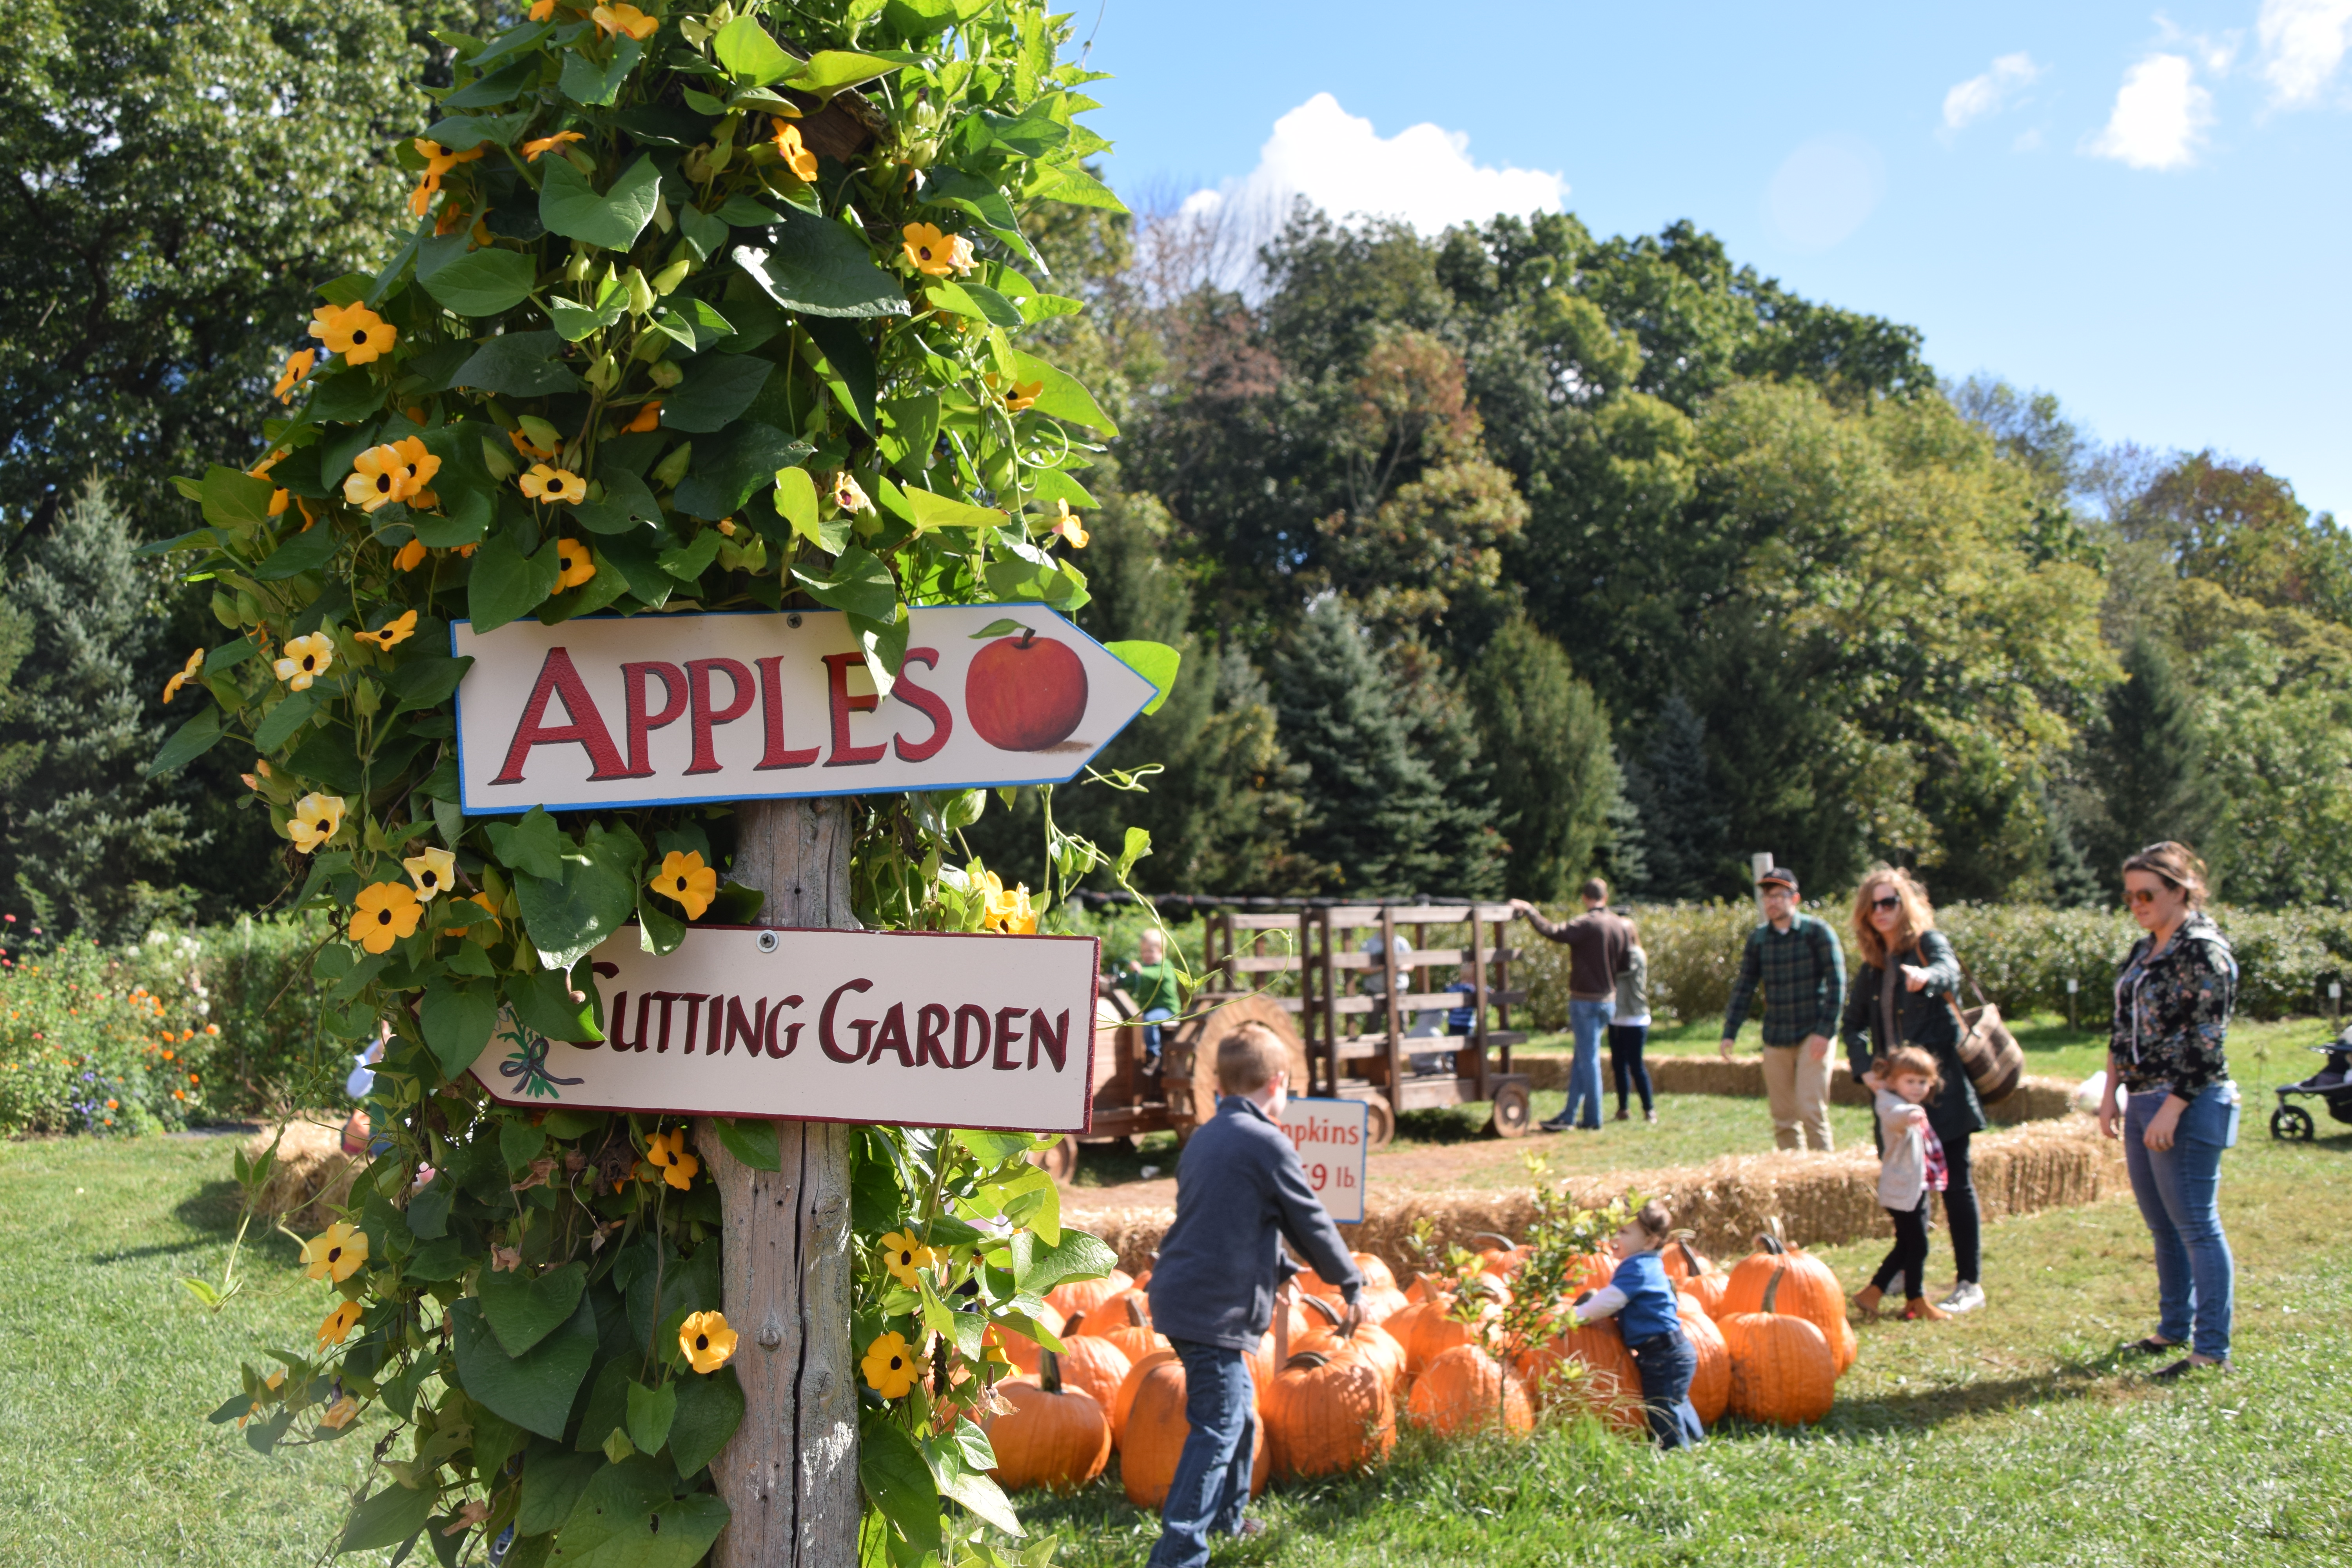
top-left (2110, 913), bottom-right (2236, 1098)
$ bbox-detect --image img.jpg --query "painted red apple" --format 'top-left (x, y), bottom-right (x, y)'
top-left (965, 629), bottom-right (1089, 750)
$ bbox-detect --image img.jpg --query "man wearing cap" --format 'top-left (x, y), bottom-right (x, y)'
top-left (1719, 867), bottom-right (1846, 1151)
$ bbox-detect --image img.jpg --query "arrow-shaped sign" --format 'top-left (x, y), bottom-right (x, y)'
top-left (450, 603), bottom-right (1158, 814)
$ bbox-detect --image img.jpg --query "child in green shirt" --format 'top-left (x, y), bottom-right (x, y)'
top-left (1120, 927), bottom-right (1185, 1072)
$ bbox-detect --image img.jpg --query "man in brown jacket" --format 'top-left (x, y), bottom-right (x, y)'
top-left (1512, 879), bottom-right (1631, 1131)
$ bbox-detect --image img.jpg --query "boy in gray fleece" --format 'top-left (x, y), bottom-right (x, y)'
top-left (1145, 1022), bottom-right (1362, 1568)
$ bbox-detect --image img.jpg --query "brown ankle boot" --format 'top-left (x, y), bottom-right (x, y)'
top-left (1904, 1296), bottom-right (1949, 1321)
top-left (1855, 1285), bottom-right (1883, 1318)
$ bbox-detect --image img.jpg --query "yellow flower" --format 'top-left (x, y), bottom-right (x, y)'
top-left (318, 1393), bottom-right (361, 1430)
top-left (593, 3), bottom-right (660, 40)
top-left (414, 139), bottom-right (484, 179)
top-left (309, 301), bottom-right (395, 365)
top-left (519, 463), bottom-right (586, 505)
top-left (521, 131), bottom-right (587, 161)
top-left (529, 0), bottom-right (556, 17)
top-left (901, 222), bottom-right (956, 277)
top-left (772, 122), bottom-right (818, 182)
top-left (555, 539), bottom-right (596, 588)
top-left (862, 1332), bottom-right (918, 1398)
top-left (509, 427), bottom-right (559, 461)
top-left (402, 846), bottom-right (456, 901)
top-left (643, 1126), bottom-right (687, 1167)
top-left (161, 648), bottom-right (204, 704)
top-left (1049, 499), bottom-right (1089, 549)
top-left (831, 473), bottom-right (871, 514)
top-left (622, 400), bottom-right (662, 433)
top-left (680, 1310), bottom-right (738, 1374)
top-left (274, 633), bottom-right (335, 692)
top-left (302, 1221), bottom-right (370, 1283)
top-left (878, 1230), bottom-right (935, 1288)
top-left (353, 609), bottom-right (418, 651)
top-left (269, 488), bottom-right (291, 517)
top-left (344, 444), bottom-right (412, 513)
top-left (444, 889), bottom-right (498, 938)
top-left (318, 1299), bottom-right (365, 1345)
top-left (287, 793), bottom-right (347, 854)
top-left (348, 882), bottom-right (424, 954)
top-left (980, 873), bottom-right (1038, 935)
top-left (392, 435), bottom-right (441, 496)
top-left (650, 850), bottom-right (717, 919)
top-left (1002, 379), bottom-right (1044, 413)
top-left (273, 349), bottom-right (316, 403)
top-left (393, 539), bottom-right (428, 572)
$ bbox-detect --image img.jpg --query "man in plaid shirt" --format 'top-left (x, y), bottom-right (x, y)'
top-left (1719, 866), bottom-right (1846, 1151)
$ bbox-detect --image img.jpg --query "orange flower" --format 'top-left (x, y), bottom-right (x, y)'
top-left (161, 648), bottom-right (204, 704)
top-left (303, 1222), bottom-right (370, 1283)
top-left (519, 464), bottom-right (586, 505)
top-left (680, 1310), bottom-right (738, 1373)
top-left (593, 3), bottom-right (659, 40)
top-left (1048, 499), bottom-right (1089, 549)
top-left (348, 882), bottom-right (424, 954)
top-left (393, 539), bottom-right (428, 572)
top-left (555, 539), bottom-right (596, 588)
top-left (521, 130), bottom-right (587, 161)
top-left (622, 401), bottom-right (662, 433)
top-left (443, 890), bottom-right (499, 938)
top-left (901, 222), bottom-right (956, 277)
top-left (309, 301), bottom-right (395, 365)
top-left (1002, 379), bottom-right (1043, 413)
top-left (391, 436), bottom-right (441, 497)
top-left (353, 609), bottom-right (419, 651)
top-left (318, 1393), bottom-right (361, 1430)
top-left (772, 122), bottom-right (818, 182)
top-left (508, 427), bottom-right (559, 461)
top-left (343, 444), bottom-right (414, 512)
top-left (528, 0), bottom-right (555, 16)
top-left (650, 850), bottom-right (717, 919)
top-left (273, 349), bottom-right (316, 403)
top-left (268, 488), bottom-right (291, 517)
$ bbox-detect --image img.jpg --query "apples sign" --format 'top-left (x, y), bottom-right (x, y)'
top-left (448, 603), bottom-right (1169, 813)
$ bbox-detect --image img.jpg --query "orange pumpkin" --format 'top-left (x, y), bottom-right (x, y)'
top-left (986, 1351), bottom-right (1112, 1493)
top-left (1684, 1268), bottom-right (1731, 1319)
top-left (1721, 1265), bottom-right (1837, 1426)
top-left (1084, 1298), bottom-right (1166, 1367)
top-left (1045, 1267), bottom-right (1134, 1323)
top-left (1564, 1251), bottom-right (1618, 1297)
top-left (1301, 1249), bottom-right (1398, 1299)
top-left (1719, 1233), bottom-right (1843, 1353)
top-left (1511, 1316), bottom-right (1643, 1434)
top-left (1661, 1232), bottom-right (1713, 1285)
top-left (1267, 1349), bottom-right (1395, 1478)
top-left (1119, 1356), bottom-right (1270, 1509)
top-left (1406, 1345), bottom-right (1532, 1438)
top-left (1295, 1295), bottom-right (1407, 1390)
top-left (1357, 1282), bottom-right (1411, 1324)
top-left (1676, 1292), bottom-right (1730, 1426)
top-left (1110, 1346), bottom-right (1177, 1444)
top-left (1048, 1318), bottom-right (1134, 1415)
top-left (1402, 1295), bottom-right (1500, 1379)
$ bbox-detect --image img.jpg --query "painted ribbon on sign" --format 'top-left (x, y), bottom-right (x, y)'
top-left (470, 924), bottom-right (1101, 1132)
top-left (450, 602), bottom-right (1158, 813)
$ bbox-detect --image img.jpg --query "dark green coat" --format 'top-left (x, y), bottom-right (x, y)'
top-left (1841, 927), bottom-right (1987, 1142)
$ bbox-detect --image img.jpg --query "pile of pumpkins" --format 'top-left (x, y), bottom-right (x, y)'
top-left (981, 1230), bottom-right (1857, 1496)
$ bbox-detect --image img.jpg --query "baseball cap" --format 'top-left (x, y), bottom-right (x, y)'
top-left (1756, 866), bottom-right (1800, 892)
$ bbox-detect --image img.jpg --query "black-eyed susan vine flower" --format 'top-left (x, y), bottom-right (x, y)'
top-left (272, 349), bottom-right (315, 403)
top-left (317, 1392), bottom-right (360, 1430)
top-left (442, 889), bottom-right (497, 938)
top-left (862, 1331), bottom-right (919, 1398)
top-left (773, 122), bottom-right (819, 182)
top-left (879, 1230), bottom-right (936, 1287)
top-left (301, 1222), bottom-right (368, 1283)
top-left (286, 793), bottom-right (346, 853)
top-left (392, 539), bottom-right (427, 571)
top-left (639, 1125), bottom-right (700, 1188)
top-left (352, 608), bottom-right (417, 651)
top-left (832, 473), bottom-right (873, 514)
top-left (521, 130), bottom-right (586, 161)
top-left (650, 850), bottom-right (717, 919)
top-left (901, 222), bottom-right (955, 277)
top-left (317, 1299), bottom-right (364, 1345)
top-left (1002, 379), bottom-right (1044, 413)
top-left (347, 882), bottom-right (423, 954)
top-left (401, 846), bottom-right (455, 900)
top-left (519, 463), bottom-right (587, 505)
top-left (162, 648), bottom-right (203, 703)
top-left (621, 400), bottom-right (662, 433)
top-left (343, 444), bottom-right (414, 513)
top-left (679, 1310), bottom-right (738, 1373)
top-left (555, 539), bottom-right (596, 588)
top-left (308, 301), bottom-right (394, 365)
top-left (1049, 499), bottom-right (1089, 549)
top-left (273, 633), bottom-right (334, 691)
top-left (592, 2), bottom-right (659, 40)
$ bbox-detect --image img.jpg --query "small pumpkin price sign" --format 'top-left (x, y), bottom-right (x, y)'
top-left (449, 602), bottom-right (1167, 812)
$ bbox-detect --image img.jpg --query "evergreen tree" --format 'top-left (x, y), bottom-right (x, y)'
top-left (1468, 617), bottom-right (1620, 899)
top-left (0, 474), bottom-right (199, 935)
top-left (1273, 600), bottom-right (1474, 896)
top-left (1389, 641), bottom-right (1506, 897)
top-left (2085, 632), bottom-right (2208, 884)
top-left (1623, 691), bottom-right (1730, 899)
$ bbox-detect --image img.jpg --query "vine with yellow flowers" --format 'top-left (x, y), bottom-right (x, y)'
top-left (165, 3), bottom-right (1161, 1563)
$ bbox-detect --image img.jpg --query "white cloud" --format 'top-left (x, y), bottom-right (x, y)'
top-left (1763, 136), bottom-right (1885, 251)
top-left (1181, 93), bottom-right (1565, 237)
top-left (2085, 53), bottom-right (2213, 169)
top-left (1942, 53), bottom-right (2043, 131)
top-left (2259, 0), bottom-right (2352, 104)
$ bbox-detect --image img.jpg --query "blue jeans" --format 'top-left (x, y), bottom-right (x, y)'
top-left (1557, 1000), bottom-right (1610, 1128)
top-left (1146, 1340), bottom-right (1256, 1568)
top-left (1140, 1007), bottom-right (1174, 1063)
top-left (2124, 1083), bottom-right (2239, 1361)
top-left (1626, 1330), bottom-right (1704, 1448)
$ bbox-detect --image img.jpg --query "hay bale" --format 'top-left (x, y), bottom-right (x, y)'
top-left (1074, 1114), bottom-right (2125, 1284)
top-left (243, 1118), bottom-right (360, 1232)
top-left (1526, 1053), bottom-right (2078, 1122)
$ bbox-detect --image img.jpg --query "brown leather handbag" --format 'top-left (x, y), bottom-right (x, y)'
top-left (1944, 967), bottom-right (2024, 1106)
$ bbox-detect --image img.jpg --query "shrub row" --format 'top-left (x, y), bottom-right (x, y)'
top-left (1518, 900), bottom-right (2352, 1031)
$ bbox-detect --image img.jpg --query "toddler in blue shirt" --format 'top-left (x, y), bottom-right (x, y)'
top-left (1568, 1199), bottom-right (1706, 1448)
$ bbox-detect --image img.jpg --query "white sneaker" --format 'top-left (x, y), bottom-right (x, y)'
top-left (1938, 1281), bottom-right (1985, 1314)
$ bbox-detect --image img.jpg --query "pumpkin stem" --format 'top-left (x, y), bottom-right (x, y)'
top-left (1753, 1231), bottom-right (1787, 1257)
top-left (1040, 1348), bottom-right (1063, 1395)
top-left (1125, 1296), bottom-right (1146, 1328)
top-left (1760, 1263), bottom-right (1788, 1316)
top-left (1063, 1310), bottom-right (1086, 1337)
top-left (1283, 1350), bottom-right (1332, 1372)
top-left (1302, 1294), bottom-right (1343, 1332)
top-left (1471, 1230), bottom-right (1519, 1250)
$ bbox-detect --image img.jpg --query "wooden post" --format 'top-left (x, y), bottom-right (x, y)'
top-left (1297, 907), bottom-right (1318, 1095)
top-left (699, 797), bottom-right (861, 1568)
top-left (1318, 907), bottom-right (1338, 1100)
top-left (1379, 906), bottom-right (1403, 1110)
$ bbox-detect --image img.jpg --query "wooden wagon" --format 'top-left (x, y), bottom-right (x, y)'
top-left (1036, 901), bottom-right (1528, 1180)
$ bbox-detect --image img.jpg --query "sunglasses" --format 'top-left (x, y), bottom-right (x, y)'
top-left (2125, 887), bottom-right (2166, 907)
top-left (1870, 895), bottom-right (1900, 912)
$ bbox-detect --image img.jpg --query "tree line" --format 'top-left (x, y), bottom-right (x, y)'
top-left (6, 4), bottom-right (2352, 934)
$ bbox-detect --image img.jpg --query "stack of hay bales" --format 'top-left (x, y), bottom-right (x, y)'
top-left (241, 1118), bottom-right (360, 1232)
top-left (1522, 1054), bottom-right (2078, 1123)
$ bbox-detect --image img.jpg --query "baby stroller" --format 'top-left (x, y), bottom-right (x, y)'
top-left (2271, 1026), bottom-right (2352, 1141)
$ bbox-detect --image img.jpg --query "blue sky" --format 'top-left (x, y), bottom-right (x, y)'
top-left (1076, 1), bottom-right (2352, 519)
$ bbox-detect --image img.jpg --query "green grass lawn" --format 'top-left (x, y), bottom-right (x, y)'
top-left (6, 1066), bottom-right (2349, 1566)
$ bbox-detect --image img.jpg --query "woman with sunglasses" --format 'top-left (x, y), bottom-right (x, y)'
top-left (2102, 841), bottom-right (2240, 1379)
top-left (1841, 867), bottom-right (1987, 1314)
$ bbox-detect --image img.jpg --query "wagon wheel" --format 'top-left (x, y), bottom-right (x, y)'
top-left (1488, 1082), bottom-right (1532, 1140)
top-left (1029, 1134), bottom-right (1079, 1183)
top-left (1362, 1098), bottom-right (1396, 1152)
top-left (2270, 1104), bottom-right (2316, 1142)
